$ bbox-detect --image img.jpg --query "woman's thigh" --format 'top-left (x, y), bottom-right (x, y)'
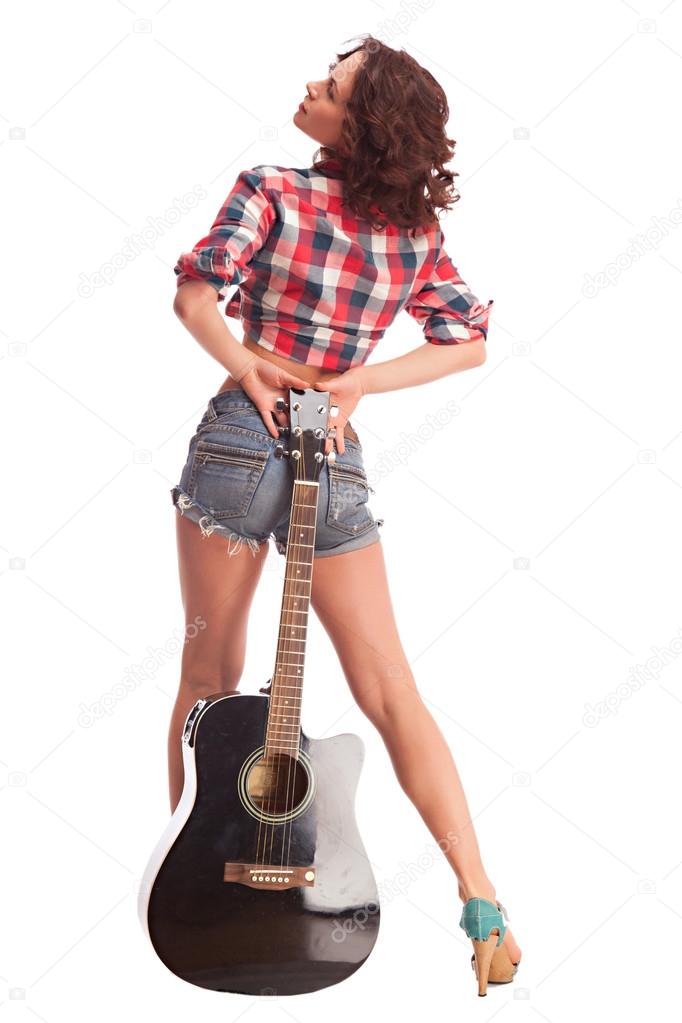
top-left (310, 539), bottom-right (417, 719)
top-left (175, 512), bottom-right (268, 688)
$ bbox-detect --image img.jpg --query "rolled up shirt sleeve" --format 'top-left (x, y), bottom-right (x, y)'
top-left (174, 168), bottom-right (274, 301)
top-left (404, 228), bottom-right (493, 345)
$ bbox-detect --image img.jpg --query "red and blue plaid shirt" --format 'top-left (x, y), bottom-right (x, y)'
top-left (174, 158), bottom-right (493, 371)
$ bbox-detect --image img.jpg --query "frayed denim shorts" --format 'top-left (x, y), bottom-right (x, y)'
top-left (170, 387), bottom-right (384, 559)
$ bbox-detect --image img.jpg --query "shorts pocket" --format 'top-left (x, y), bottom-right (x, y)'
top-left (197, 402), bottom-right (271, 438)
top-left (326, 461), bottom-right (375, 537)
top-left (188, 439), bottom-right (269, 519)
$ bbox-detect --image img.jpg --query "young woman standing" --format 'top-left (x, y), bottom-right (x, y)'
top-left (167, 34), bottom-right (520, 996)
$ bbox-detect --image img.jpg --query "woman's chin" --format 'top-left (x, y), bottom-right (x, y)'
top-left (293, 120), bottom-right (316, 143)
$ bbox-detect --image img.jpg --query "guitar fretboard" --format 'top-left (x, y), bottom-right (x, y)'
top-left (265, 479), bottom-right (319, 759)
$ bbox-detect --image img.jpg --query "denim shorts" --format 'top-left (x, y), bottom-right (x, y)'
top-left (170, 387), bottom-right (384, 559)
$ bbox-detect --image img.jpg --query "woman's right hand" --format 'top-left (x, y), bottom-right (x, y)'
top-left (236, 358), bottom-right (311, 439)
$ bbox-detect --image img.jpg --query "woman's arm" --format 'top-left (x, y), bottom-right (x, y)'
top-left (355, 337), bottom-right (486, 395)
top-left (312, 339), bottom-right (486, 454)
top-left (173, 281), bottom-right (259, 380)
top-left (174, 282), bottom-right (311, 439)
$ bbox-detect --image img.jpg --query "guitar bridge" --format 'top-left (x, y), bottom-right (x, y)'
top-left (223, 862), bottom-right (316, 890)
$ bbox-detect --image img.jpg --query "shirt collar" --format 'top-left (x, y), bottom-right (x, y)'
top-left (316, 156), bottom-right (345, 178)
top-left (315, 156), bottom-right (385, 220)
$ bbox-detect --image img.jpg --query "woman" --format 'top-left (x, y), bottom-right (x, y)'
top-left (167, 34), bottom-right (520, 996)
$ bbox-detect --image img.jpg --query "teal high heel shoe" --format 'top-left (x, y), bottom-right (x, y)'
top-left (459, 898), bottom-right (519, 996)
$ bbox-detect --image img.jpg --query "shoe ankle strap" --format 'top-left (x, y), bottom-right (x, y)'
top-left (496, 900), bottom-right (510, 921)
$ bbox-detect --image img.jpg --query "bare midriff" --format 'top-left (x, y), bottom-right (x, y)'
top-left (215, 332), bottom-right (344, 393)
top-left (215, 331), bottom-right (361, 443)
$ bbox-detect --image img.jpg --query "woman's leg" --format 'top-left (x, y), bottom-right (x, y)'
top-left (168, 513), bottom-right (269, 813)
top-left (310, 539), bottom-right (522, 963)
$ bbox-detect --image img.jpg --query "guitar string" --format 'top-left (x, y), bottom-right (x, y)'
top-left (281, 429), bottom-right (319, 874)
top-left (254, 402), bottom-right (325, 876)
top-left (268, 461), bottom-right (297, 872)
top-left (283, 444), bottom-right (316, 875)
top-left (276, 434), bottom-right (307, 873)
top-left (281, 420), bottom-right (328, 875)
top-left (268, 437), bottom-right (307, 873)
top-left (280, 412), bottom-right (331, 874)
top-left (254, 413), bottom-right (295, 869)
top-left (280, 438), bottom-right (311, 873)
top-left (278, 427), bottom-right (312, 867)
top-left (255, 409), bottom-right (306, 870)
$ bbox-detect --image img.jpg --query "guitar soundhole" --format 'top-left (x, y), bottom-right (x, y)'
top-left (245, 754), bottom-right (310, 819)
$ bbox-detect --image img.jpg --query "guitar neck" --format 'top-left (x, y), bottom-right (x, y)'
top-left (265, 479), bottom-right (319, 759)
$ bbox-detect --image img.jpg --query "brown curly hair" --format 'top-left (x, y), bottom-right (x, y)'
top-left (312, 34), bottom-right (460, 232)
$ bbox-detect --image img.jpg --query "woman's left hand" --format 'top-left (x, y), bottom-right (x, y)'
top-left (312, 367), bottom-right (366, 456)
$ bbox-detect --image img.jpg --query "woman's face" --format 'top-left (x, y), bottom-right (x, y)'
top-left (294, 51), bottom-right (366, 152)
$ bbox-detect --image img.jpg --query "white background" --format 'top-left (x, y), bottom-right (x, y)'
top-left (2, 0), bottom-right (681, 1017)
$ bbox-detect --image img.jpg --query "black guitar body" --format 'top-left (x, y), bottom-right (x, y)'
top-left (138, 692), bottom-right (380, 995)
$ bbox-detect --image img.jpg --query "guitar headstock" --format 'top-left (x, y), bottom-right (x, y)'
top-left (277, 387), bottom-right (337, 482)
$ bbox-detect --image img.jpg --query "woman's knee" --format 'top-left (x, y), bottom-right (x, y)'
top-left (178, 667), bottom-right (242, 696)
top-left (350, 667), bottom-right (421, 726)
top-left (179, 639), bottom-right (245, 694)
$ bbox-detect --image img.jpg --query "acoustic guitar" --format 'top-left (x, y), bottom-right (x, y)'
top-left (138, 387), bottom-right (380, 994)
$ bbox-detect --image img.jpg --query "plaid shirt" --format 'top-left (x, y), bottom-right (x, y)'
top-left (174, 158), bottom-right (493, 371)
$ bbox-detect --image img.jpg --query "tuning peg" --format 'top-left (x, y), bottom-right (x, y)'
top-left (275, 398), bottom-right (288, 412)
top-left (327, 450), bottom-right (337, 465)
top-left (277, 424), bottom-right (290, 437)
top-left (274, 442), bottom-right (288, 459)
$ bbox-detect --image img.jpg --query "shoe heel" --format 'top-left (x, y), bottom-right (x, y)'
top-left (471, 933), bottom-right (499, 996)
top-left (459, 896), bottom-right (511, 997)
